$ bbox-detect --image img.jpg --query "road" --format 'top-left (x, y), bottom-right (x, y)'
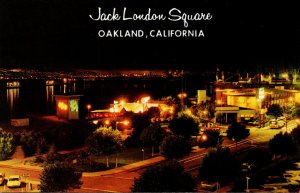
top-left (73, 121), bottom-right (297, 192)
top-left (0, 119), bottom-right (297, 192)
top-left (0, 165), bottom-right (39, 192)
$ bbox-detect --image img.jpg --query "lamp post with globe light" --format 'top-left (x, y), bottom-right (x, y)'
top-left (115, 120), bottom-right (130, 130)
top-left (200, 133), bottom-right (222, 192)
top-left (200, 133), bottom-right (221, 148)
top-left (178, 92), bottom-right (187, 110)
top-left (86, 104), bottom-right (92, 118)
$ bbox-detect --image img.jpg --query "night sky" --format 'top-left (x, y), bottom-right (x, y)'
top-left (0, 0), bottom-right (299, 71)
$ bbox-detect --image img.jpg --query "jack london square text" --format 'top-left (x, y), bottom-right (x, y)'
top-left (89, 7), bottom-right (212, 38)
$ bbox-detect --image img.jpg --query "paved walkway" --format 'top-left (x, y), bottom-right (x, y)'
top-left (0, 155), bottom-right (166, 192)
top-left (83, 156), bottom-right (165, 177)
top-left (0, 155), bottom-right (166, 177)
top-left (0, 138), bottom-right (231, 178)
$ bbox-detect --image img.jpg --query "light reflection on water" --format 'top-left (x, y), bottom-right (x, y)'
top-left (46, 85), bottom-right (54, 104)
top-left (6, 88), bottom-right (19, 115)
top-left (2, 77), bottom-right (198, 120)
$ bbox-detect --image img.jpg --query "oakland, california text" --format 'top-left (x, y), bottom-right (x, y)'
top-left (89, 7), bottom-right (212, 28)
top-left (97, 30), bottom-right (205, 38)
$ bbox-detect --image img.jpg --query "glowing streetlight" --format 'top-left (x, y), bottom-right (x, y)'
top-left (200, 133), bottom-right (221, 192)
top-left (92, 120), bottom-right (99, 125)
top-left (104, 120), bottom-right (110, 125)
top-left (178, 92), bottom-right (187, 110)
top-left (115, 120), bottom-right (130, 130)
top-left (123, 120), bottom-right (129, 126)
top-left (177, 92), bottom-right (187, 99)
top-left (142, 149), bottom-right (145, 160)
top-left (201, 135), bottom-right (208, 141)
top-left (200, 134), bottom-right (220, 147)
top-left (120, 99), bottom-right (126, 105)
top-left (87, 104), bottom-right (92, 110)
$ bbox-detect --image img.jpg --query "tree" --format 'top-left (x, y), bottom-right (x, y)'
top-left (125, 113), bottom-right (151, 147)
top-left (227, 122), bottom-right (250, 149)
top-left (0, 128), bottom-right (15, 160)
top-left (43, 121), bottom-right (97, 150)
top-left (192, 101), bottom-right (215, 120)
top-left (292, 107), bottom-right (300, 118)
top-left (269, 132), bottom-right (298, 156)
top-left (39, 162), bottom-right (82, 192)
top-left (161, 135), bottom-right (192, 159)
top-left (267, 104), bottom-right (283, 118)
top-left (140, 123), bottom-right (167, 156)
top-left (19, 131), bottom-right (48, 157)
top-left (199, 147), bottom-right (240, 186)
top-left (87, 126), bottom-right (124, 167)
top-left (132, 160), bottom-right (196, 192)
top-left (245, 148), bottom-right (272, 168)
top-left (291, 126), bottom-right (300, 145)
top-left (147, 107), bottom-right (161, 119)
top-left (198, 129), bottom-right (223, 148)
top-left (169, 115), bottom-right (199, 139)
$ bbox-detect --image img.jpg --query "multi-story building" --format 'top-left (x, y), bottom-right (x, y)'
top-left (214, 87), bottom-right (300, 124)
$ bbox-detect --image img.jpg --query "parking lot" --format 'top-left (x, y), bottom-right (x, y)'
top-left (0, 182), bottom-right (29, 192)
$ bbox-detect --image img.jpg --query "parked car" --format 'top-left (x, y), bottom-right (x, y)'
top-left (199, 181), bottom-right (218, 191)
top-left (283, 173), bottom-right (294, 179)
top-left (7, 175), bottom-right (21, 188)
top-left (269, 119), bottom-right (282, 129)
top-left (248, 120), bottom-right (259, 126)
top-left (263, 186), bottom-right (278, 192)
top-left (0, 172), bottom-right (5, 185)
top-left (265, 175), bottom-right (287, 183)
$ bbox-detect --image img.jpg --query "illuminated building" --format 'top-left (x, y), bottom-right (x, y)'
top-left (6, 81), bottom-right (20, 88)
top-left (90, 97), bottom-right (174, 119)
top-left (215, 87), bottom-right (300, 124)
top-left (46, 80), bottom-right (55, 86)
top-left (197, 90), bottom-right (207, 104)
top-left (55, 95), bottom-right (81, 120)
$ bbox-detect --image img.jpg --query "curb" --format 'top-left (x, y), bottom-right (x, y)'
top-left (0, 163), bottom-right (42, 172)
top-left (0, 156), bottom-right (166, 177)
top-left (83, 156), bottom-right (166, 177)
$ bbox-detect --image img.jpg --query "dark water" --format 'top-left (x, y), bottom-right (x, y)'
top-left (0, 76), bottom-right (209, 120)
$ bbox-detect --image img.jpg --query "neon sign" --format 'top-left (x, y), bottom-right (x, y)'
top-left (69, 100), bottom-right (78, 112)
top-left (58, 101), bottom-right (68, 111)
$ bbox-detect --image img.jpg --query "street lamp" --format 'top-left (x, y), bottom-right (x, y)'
top-left (142, 149), bottom-right (145, 160)
top-left (246, 177), bottom-right (250, 192)
top-left (23, 173), bottom-right (30, 191)
top-left (283, 96), bottom-right (295, 133)
top-left (200, 133), bottom-right (222, 192)
top-left (104, 120), bottom-right (110, 126)
top-left (178, 92), bottom-right (187, 110)
top-left (200, 133), bottom-right (221, 148)
top-left (115, 120), bottom-right (130, 130)
top-left (86, 104), bottom-right (92, 118)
